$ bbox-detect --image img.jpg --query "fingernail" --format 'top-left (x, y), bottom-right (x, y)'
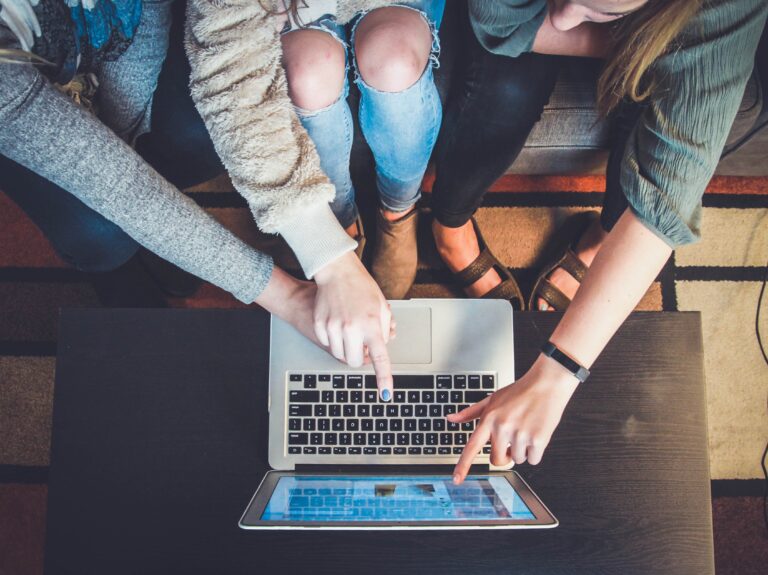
top-left (453, 474), bottom-right (460, 485)
top-left (381, 388), bottom-right (391, 402)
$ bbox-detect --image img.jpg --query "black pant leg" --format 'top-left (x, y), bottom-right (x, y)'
top-left (430, 8), bottom-right (561, 227)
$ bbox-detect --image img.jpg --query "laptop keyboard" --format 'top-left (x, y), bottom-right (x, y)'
top-left (286, 373), bottom-right (495, 457)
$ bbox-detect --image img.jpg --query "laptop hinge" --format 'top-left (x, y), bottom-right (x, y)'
top-left (295, 464), bottom-right (490, 474)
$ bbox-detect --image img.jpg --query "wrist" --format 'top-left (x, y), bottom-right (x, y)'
top-left (313, 251), bottom-right (361, 286)
top-left (531, 354), bottom-right (581, 392)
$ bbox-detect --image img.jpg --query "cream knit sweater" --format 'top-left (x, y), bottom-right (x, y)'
top-left (185, 0), bottom-right (393, 278)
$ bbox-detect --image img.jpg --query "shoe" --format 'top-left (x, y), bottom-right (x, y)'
top-left (449, 217), bottom-right (524, 310)
top-left (351, 215), bottom-right (366, 260)
top-left (371, 208), bottom-right (419, 299)
top-left (528, 211), bottom-right (600, 311)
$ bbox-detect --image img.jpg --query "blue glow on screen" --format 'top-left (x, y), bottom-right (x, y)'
top-left (261, 475), bottom-right (534, 522)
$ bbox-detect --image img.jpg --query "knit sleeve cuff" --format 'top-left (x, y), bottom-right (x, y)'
top-left (275, 202), bottom-right (357, 279)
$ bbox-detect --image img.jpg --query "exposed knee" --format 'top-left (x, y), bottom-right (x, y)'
top-left (355, 7), bottom-right (432, 93)
top-left (282, 30), bottom-right (346, 111)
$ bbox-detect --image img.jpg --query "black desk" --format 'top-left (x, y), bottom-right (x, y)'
top-left (45, 309), bottom-right (714, 575)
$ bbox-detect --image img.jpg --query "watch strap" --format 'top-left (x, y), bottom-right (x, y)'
top-left (541, 341), bottom-right (590, 383)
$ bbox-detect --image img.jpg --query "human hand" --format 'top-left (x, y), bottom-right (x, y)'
top-left (449, 355), bottom-right (579, 484)
top-left (0, 0), bottom-right (40, 52)
top-left (312, 252), bottom-right (395, 400)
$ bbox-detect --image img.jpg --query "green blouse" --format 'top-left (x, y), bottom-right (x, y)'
top-left (469, 0), bottom-right (768, 247)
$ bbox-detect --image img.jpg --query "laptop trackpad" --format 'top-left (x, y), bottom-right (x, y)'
top-left (387, 306), bottom-right (431, 364)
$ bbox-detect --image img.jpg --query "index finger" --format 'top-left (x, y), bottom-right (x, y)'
top-left (452, 423), bottom-right (491, 485)
top-left (365, 333), bottom-right (393, 401)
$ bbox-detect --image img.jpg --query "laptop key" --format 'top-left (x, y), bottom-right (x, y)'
top-left (318, 418), bottom-right (330, 431)
top-left (289, 446), bottom-right (301, 454)
top-left (322, 391), bottom-right (333, 403)
top-left (419, 419), bottom-right (431, 431)
top-left (436, 375), bottom-right (452, 389)
top-left (426, 433), bottom-right (438, 446)
top-left (303, 446), bottom-right (317, 454)
top-left (346, 419), bottom-right (359, 431)
top-left (348, 447), bottom-right (362, 455)
top-left (401, 405), bottom-right (414, 417)
top-left (303, 419), bottom-right (316, 431)
top-left (332, 375), bottom-right (345, 388)
top-left (386, 405), bottom-right (399, 417)
top-left (396, 433), bottom-right (409, 445)
top-left (335, 391), bottom-right (348, 403)
top-left (361, 419), bottom-right (373, 431)
top-left (450, 391), bottom-right (463, 404)
top-left (372, 405), bottom-right (384, 417)
top-left (394, 447), bottom-right (407, 455)
top-left (482, 375), bottom-right (495, 389)
top-left (358, 404), bottom-right (371, 417)
top-left (330, 405), bottom-right (341, 417)
top-left (452, 447), bottom-right (463, 454)
top-left (404, 420), bottom-right (417, 431)
top-left (415, 405), bottom-right (427, 417)
top-left (340, 433), bottom-right (352, 446)
top-left (407, 391), bottom-right (420, 403)
top-left (289, 433), bottom-right (308, 445)
top-left (289, 405), bottom-right (311, 417)
top-left (347, 375), bottom-right (363, 389)
top-left (310, 433), bottom-right (322, 445)
top-left (440, 433), bottom-right (452, 445)
top-left (304, 375), bottom-right (317, 388)
top-left (332, 419), bottom-right (344, 431)
top-left (319, 374), bottom-right (331, 382)
top-left (364, 447), bottom-right (376, 455)
top-left (438, 447), bottom-right (451, 455)
top-left (433, 419), bottom-right (445, 431)
top-left (343, 405), bottom-right (355, 417)
top-left (394, 391), bottom-right (406, 403)
top-left (383, 433), bottom-right (395, 446)
top-left (408, 447), bottom-right (422, 455)
top-left (482, 446), bottom-right (491, 454)
top-left (351, 391), bottom-right (363, 403)
top-left (390, 419), bottom-right (403, 431)
top-left (325, 433), bottom-right (338, 445)
top-left (289, 418), bottom-right (301, 431)
top-left (369, 433), bottom-right (381, 445)
top-left (436, 391), bottom-right (449, 403)
top-left (412, 433), bottom-right (424, 446)
top-left (319, 447), bottom-right (332, 454)
top-left (394, 375), bottom-right (434, 389)
top-left (465, 391), bottom-right (490, 403)
top-left (423, 391), bottom-right (435, 403)
top-left (333, 447), bottom-right (347, 455)
top-left (364, 391), bottom-right (377, 403)
top-left (455, 433), bottom-right (467, 445)
top-left (462, 421), bottom-right (475, 431)
top-left (468, 375), bottom-right (481, 389)
top-left (378, 447), bottom-right (392, 455)
top-left (447, 421), bottom-right (460, 431)
top-left (354, 433), bottom-right (366, 445)
top-left (424, 447), bottom-right (436, 455)
top-left (454, 375), bottom-right (467, 389)
top-left (429, 405), bottom-right (442, 418)
top-left (365, 375), bottom-right (377, 389)
top-left (289, 374), bottom-right (302, 382)
top-left (375, 419), bottom-right (388, 431)
top-left (314, 405), bottom-right (326, 417)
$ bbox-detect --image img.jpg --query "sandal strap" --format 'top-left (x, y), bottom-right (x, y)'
top-left (536, 278), bottom-right (571, 311)
top-left (454, 248), bottom-right (498, 288)
top-left (483, 278), bottom-right (524, 308)
top-left (561, 248), bottom-right (588, 283)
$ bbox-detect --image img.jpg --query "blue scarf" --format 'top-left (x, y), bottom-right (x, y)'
top-left (30, 0), bottom-right (142, 83)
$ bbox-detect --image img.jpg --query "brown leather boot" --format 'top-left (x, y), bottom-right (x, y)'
top-left (371, 208), bottom-right (419, 299)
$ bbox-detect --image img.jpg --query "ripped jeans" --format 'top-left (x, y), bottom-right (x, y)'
top-left (291, 1), bottom-right (445, 229)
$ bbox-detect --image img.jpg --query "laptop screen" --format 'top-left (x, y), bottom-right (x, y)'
top-left (261, 475), bottom-right (534, 522)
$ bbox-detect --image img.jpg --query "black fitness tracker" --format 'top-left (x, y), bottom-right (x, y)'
top-left (541, 341), bottom-right (590, 383)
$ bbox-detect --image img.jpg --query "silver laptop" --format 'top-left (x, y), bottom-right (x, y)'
top-left (240, 299), bottom-right (557, 529)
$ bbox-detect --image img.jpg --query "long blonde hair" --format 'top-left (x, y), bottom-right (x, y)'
top-left (598, 0), bottom-right (703, 114)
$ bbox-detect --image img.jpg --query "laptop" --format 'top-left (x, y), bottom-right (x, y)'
top-left (239, 299), bottom-right (557, 529)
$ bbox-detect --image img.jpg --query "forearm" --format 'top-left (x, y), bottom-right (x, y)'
top-left (531, 14), bottom-right (610, 58)
top-left (547, 209), bottom-right (672, 369)
top-left (0, 64), bottom-right (274, 303)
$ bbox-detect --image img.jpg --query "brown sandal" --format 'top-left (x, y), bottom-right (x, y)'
top-left (452, 217), bottom-right (525, 310)
top-left (528, 211), bottom-right (600, 311)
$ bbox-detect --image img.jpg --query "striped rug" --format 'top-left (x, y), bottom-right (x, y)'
top-left (0, 173), bottom-right (766, 574)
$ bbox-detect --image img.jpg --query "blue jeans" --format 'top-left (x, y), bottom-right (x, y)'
top-left (294, 1), bottom-right (445, 229)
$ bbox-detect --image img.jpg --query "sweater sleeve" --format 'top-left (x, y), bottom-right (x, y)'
top-left (620, 0), bottom-right (768, 247)
top-left (0, 39), bottom-right (273, 304)
top-left (185, 0), bottom-right (355, 278)
top-left (468, 0), bottom-right (547, 58)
